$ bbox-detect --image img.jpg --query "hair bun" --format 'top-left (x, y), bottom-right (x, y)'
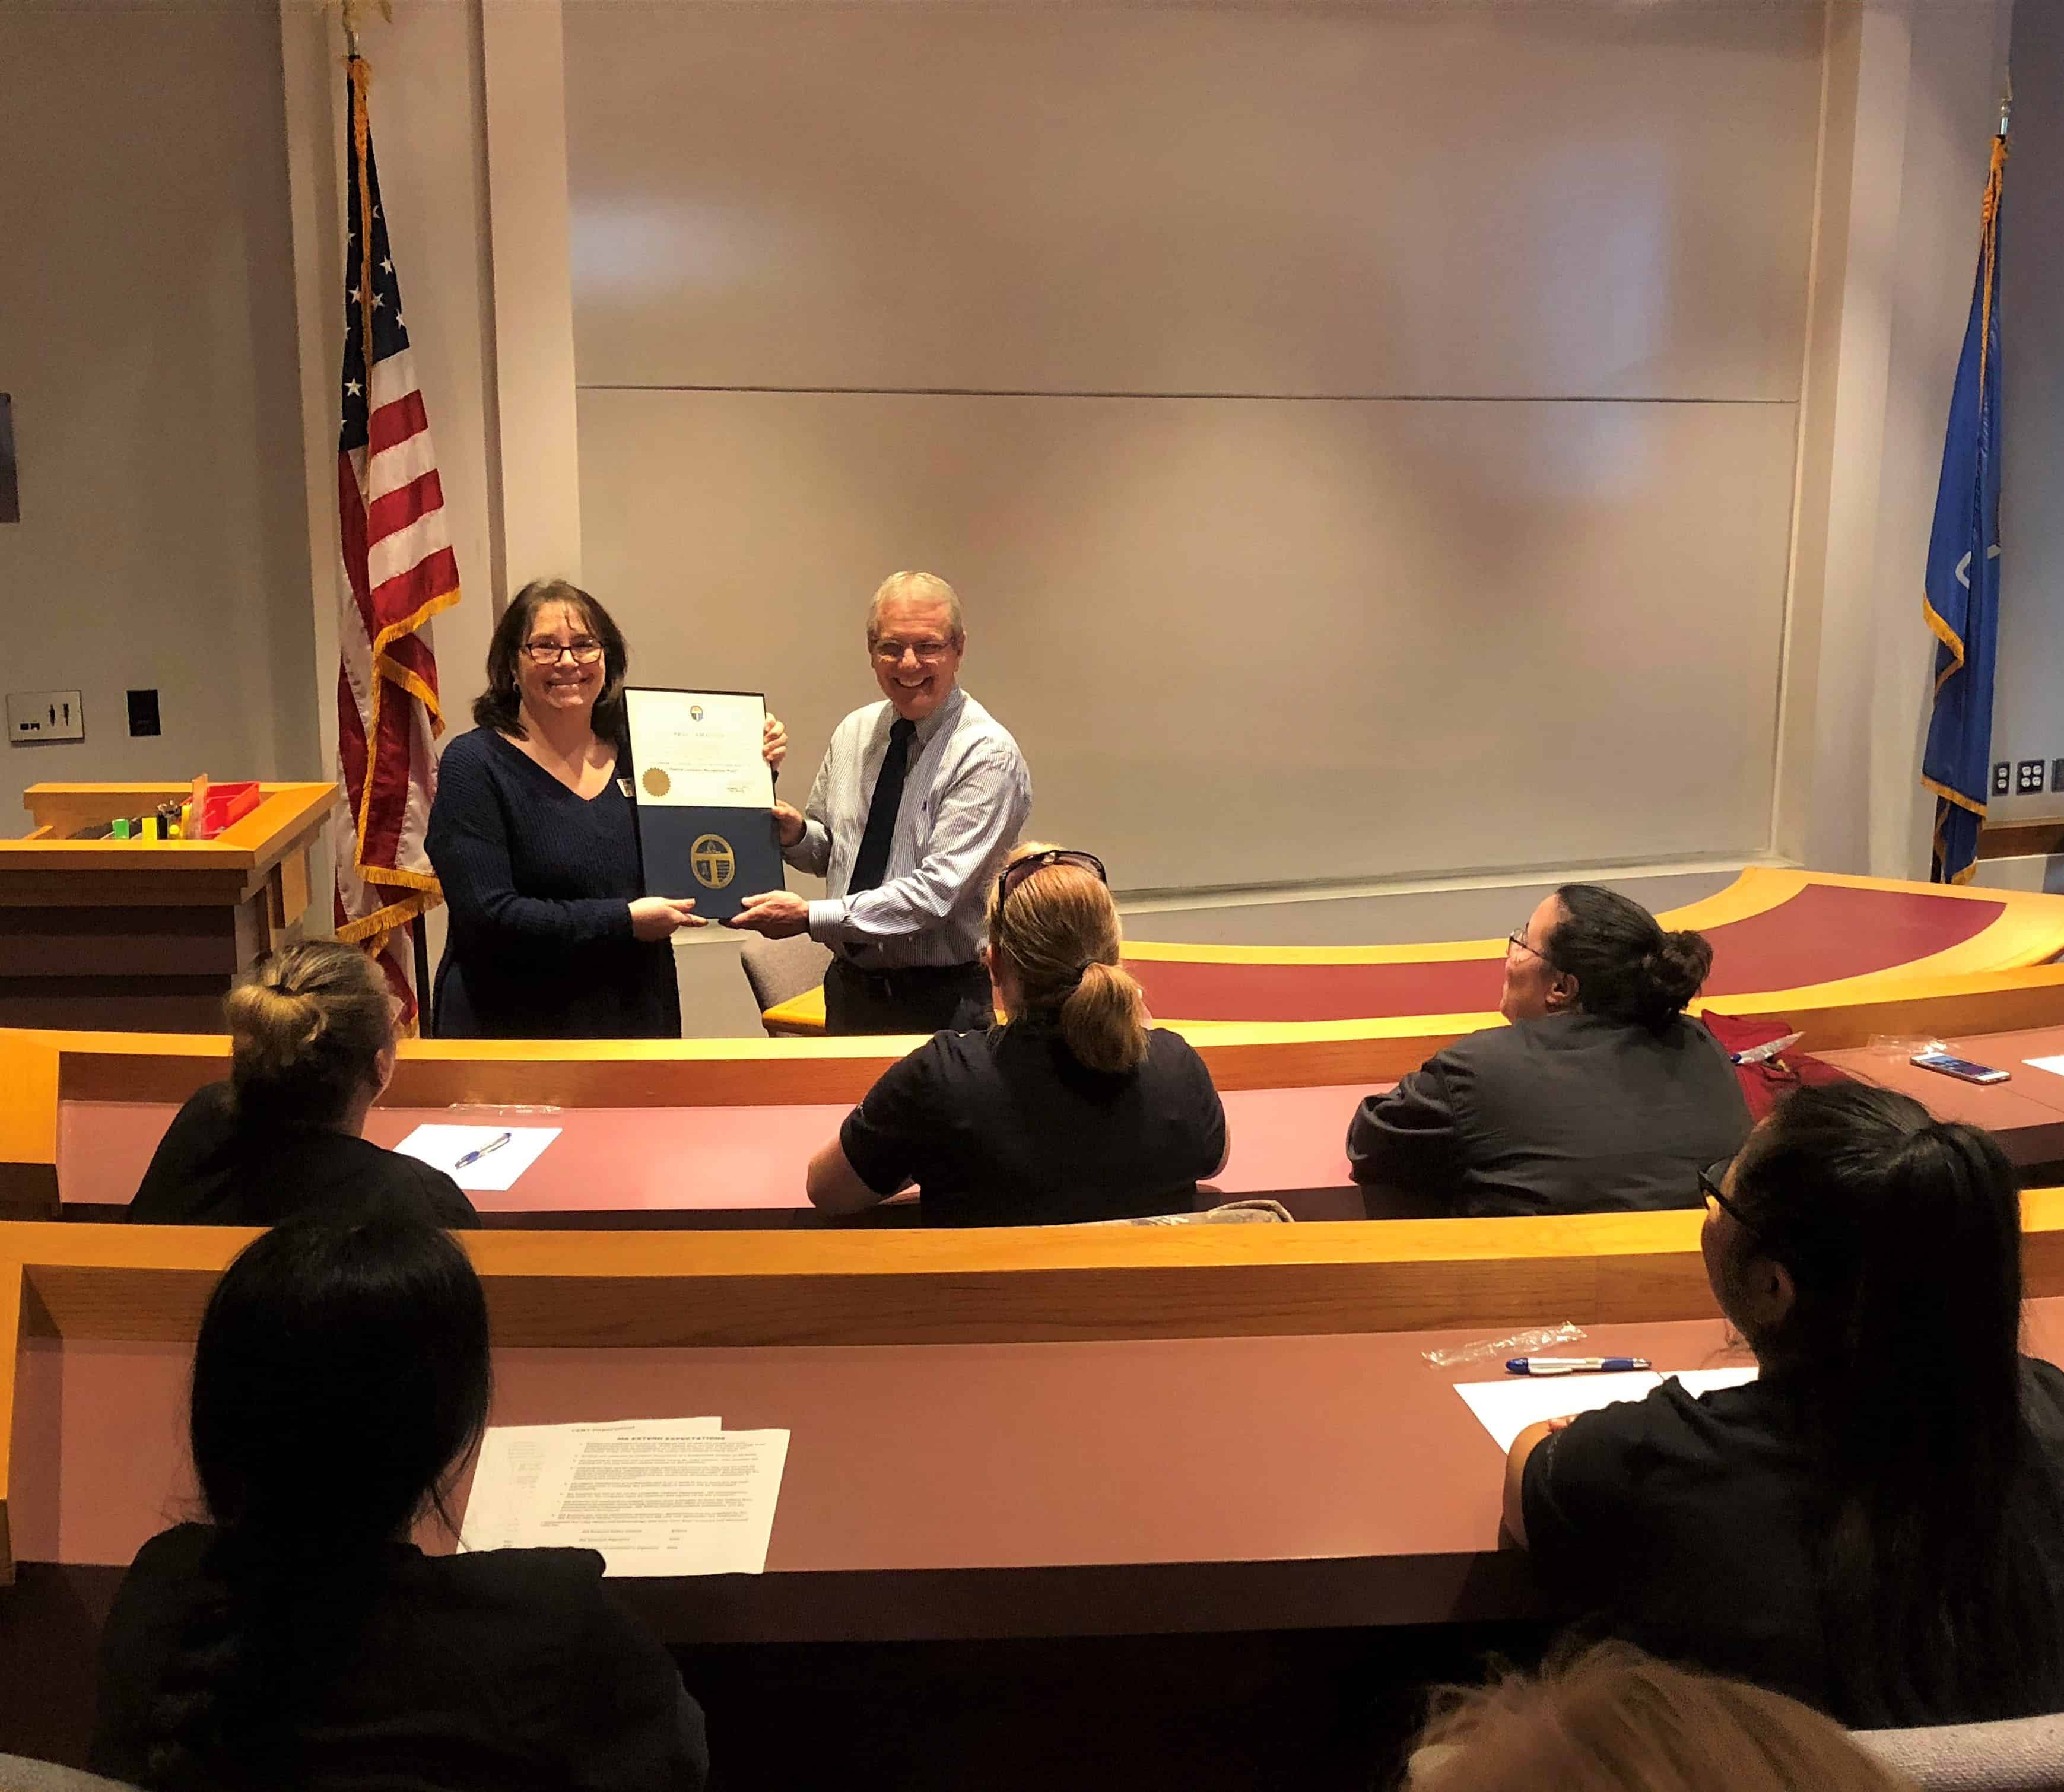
top-left (1646, 930), bottom-right (1713, 1012)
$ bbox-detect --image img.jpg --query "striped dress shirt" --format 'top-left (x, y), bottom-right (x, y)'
top-left (784, 686), bottom-right (1033, 970)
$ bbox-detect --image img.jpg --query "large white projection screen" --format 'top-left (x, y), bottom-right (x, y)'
top-left (566, 2), bottom-right (1820, 894)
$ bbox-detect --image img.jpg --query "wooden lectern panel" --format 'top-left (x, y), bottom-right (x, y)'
top-left (0, 783), bottom-right (338, 1034)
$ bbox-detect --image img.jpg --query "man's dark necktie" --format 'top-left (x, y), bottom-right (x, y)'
top-left (849, 717), bottom-right (916, 894)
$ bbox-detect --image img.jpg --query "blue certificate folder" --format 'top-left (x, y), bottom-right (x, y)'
top-left (624, 686), bottom-right (784, 924)
top-left (633, 803), bottom-right (783, 924)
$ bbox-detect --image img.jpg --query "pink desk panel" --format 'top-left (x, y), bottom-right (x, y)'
top-left (12, 1314), bottom-right (1758, 1641)
top-left (1820, 1028), bottom-right (2064, 1168)
top-left (56, 1084), bottom-right (1374, 1228)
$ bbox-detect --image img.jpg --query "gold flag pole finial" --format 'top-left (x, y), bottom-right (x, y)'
top-left (338, 0), bottom-right (393, 62)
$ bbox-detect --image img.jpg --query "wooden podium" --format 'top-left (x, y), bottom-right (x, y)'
top-left (0, 782), bottom-right (339, 1031)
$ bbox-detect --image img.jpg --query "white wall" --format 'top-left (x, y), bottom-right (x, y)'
top-left (566, 0), bottom-right (1823, 891)
top-left (1992, 0), bottom-right (2064, 820)
top-left (0, 1), bottom-right (317, 827)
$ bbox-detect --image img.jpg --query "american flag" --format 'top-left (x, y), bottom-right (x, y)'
top-left (333, 55), bottom-right (459, 1027)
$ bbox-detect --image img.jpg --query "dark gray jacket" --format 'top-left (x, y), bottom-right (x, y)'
top-left (1347, 1012), bottom-right (1751, 1218)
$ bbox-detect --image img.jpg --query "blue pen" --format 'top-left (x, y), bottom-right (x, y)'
top-left (453, 1130), bottom-right (513, 1170)
top-left (1505, 1356), bottom-right (1651, 1376)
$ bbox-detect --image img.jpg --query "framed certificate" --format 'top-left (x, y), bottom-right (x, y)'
top-left (622, 687), bottom-right (783, 923)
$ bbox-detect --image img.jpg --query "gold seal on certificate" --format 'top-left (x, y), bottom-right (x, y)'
top-left (623, 688), bottom-right (782, 923)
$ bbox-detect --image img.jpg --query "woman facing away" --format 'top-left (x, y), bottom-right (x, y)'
top-left (1347, 883), bottom-right (1751, 1216)
top-left (1403, 1641), bottom-right (1917, 1792)
top-left (129, 941), bottom-right (476, 1228)
top-left (806, 844), bottom-right (1228, 1225)
top-left (1505, 1082), bottom-right (2064, 1727)
top-left (425, 577), bottom-right (786, 1040)
top-left (90, 1200), bottom-right (707, 1791)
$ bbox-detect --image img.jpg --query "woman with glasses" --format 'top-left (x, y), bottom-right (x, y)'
top-left (1345, 884), bottom-right (1749, 1216)
top-left (1503, 1083), bottom-right (2064, 1726)
top-left (804, 844), bottom-right (1228, 1225)
top-left (425, 579), bottom-right (785, 1037)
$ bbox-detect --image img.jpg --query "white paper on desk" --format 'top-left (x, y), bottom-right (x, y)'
top-left (1455, 1372), bottom-right (1663, 1452)
top-left (459, 1419), bottom-right (723, 1554)
top-left (526, 1424), bottom-right (791, 1578)
top-left (2025, 1056), bottom-right (2064, 1079)
top-left (393, 1124), bottom-right (561, 1192)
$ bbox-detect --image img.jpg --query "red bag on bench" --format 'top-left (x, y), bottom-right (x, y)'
top-left (1702, 1013), bottom-right (1855, 1123)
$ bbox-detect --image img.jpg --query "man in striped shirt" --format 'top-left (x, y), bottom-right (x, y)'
top-left (729, 572), bottom-right (1033, 1035)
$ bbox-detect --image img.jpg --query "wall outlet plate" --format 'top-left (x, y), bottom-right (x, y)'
top-left (2018, 760), bottom-right (2047, 795)
top-left (1994, 761), bottom-right (2013, 796)
top-left (6, 689), bottom-right (83, 744)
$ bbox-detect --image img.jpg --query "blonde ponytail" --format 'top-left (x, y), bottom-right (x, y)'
top-left (987, 843), bottom-right (1150, 1075)
top-left (1059, 959), bottom-right (1150, 1074)
top-left (225, 942), bottom-right (393, 1125)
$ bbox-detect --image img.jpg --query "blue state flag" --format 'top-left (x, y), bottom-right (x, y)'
top-left (1922, 135), bottom-right (2008, 885)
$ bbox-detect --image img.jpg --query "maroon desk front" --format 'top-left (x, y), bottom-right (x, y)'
top-left (56, 1084), bottom-right (1374, 1227)
top-left (1820, 1027), bottom-right (2064, 1167)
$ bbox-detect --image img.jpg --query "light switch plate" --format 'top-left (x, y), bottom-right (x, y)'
top-left (7, 690), bottom-right (84, 743)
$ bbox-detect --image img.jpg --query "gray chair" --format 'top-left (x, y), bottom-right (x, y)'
top-left (0, 1756), bottom-right (143, 1792)
top-left (738, 932), bottom-right (832, 1032)
top-left (1853, 1714), bottom-right (2064, 1791)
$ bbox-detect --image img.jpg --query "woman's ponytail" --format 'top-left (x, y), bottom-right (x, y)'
top-left (987, 845), bottom-right (1150, 1073)
top-left (1059, 959), bottom-right (1150, 1075)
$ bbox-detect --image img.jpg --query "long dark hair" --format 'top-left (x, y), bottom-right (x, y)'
top-left (1719, 1082), bottom-right (2060, 1725)
top-left (472, 577), bottom-right (630, 742)
top-left (145, 1203), bottom-right (493, 1788)
top-left (1546, 884), bottom-right (1711, 1028)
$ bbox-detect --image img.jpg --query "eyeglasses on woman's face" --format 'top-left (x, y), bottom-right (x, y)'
top-left (521, 637), bottom-right (604, 666)
top-left (999, 849), bottom-right (1108, 907)
top-left (1507, 928), bottom-right (1552, 967)
top-left (1698, 1156), bottom-right (1754, 1233)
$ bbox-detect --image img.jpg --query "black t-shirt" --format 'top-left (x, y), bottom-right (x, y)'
top-left (1521, 1359), bottom-right (2064, 1723)
top-left (129, 1081), bottom-right (478, 1228)
top-left (91, 1523), bottom-right (707, 1792)
top-left (839, 1019), bottom-right (1228, 1227)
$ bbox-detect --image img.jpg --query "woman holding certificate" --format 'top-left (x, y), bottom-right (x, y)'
top-left (426, 580), bottom-right (786, 1038)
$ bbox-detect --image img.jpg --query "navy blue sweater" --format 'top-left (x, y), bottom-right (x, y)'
top-left (425, 728), bottom-right (681, 1038)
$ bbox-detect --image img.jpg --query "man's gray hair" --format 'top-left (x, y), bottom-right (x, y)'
top-left (866, 570), bottom-right (964, 644)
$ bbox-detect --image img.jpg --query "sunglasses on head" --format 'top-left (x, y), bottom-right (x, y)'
top-left (998, 849), bottom-right (1108, 907)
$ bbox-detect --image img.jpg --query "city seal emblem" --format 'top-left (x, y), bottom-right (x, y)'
top-left (690, 834), bottom-right (736, 889)
top-left (642, 768), bottom-right (671, 798)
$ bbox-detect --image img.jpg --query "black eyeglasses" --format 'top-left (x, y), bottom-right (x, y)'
top-left (1698, 1157), bottom-right (1754, 1232)
top-left (998, 849), bottom-right (1108, 907)
top-left (522, 637), bottom-right (604, 666)
top-left (1507, 929), bottom-right (1555, 968)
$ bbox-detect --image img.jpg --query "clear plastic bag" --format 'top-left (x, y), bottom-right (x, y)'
top-left (1423, 1321), bottom-right (1587, 1369)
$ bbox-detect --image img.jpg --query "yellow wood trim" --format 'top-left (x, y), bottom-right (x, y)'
top-left (763, 987), bottom-right (828, 1036)
top-left (0, 1257), bottom-right (21, 1584)
top-left (0, 1032), bottom-right (59, 1220)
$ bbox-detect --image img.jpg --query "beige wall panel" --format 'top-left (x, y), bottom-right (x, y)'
top-left (0, 2), bottom-right (316, 816)
top-left (579, 389), bottom-right (1794, 890)
top-left (564, 2), bottom-right (1822, 401)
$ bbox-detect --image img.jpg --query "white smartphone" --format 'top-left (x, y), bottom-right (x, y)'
top-left (1911, 1051), bottom-right (2011, 1086)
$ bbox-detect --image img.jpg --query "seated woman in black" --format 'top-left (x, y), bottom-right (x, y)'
top-left (1346, 884), bottom-right (1750, 1216)
top-left (1506, 1083), bottom-right (2064, 1727)
top-left (91, 1200), bottom-right (708, 1790)
top-left (130, 941), bottom-right (476, 1228)
top-left (807, 845), bottom-right (1227, 1225)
